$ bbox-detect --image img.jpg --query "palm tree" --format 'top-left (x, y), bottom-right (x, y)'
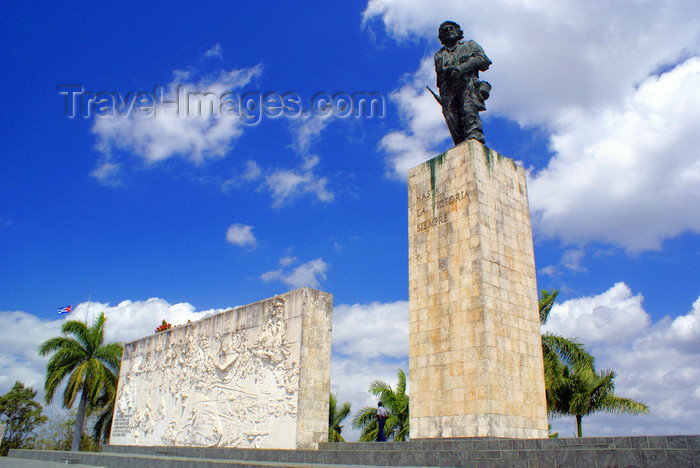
top-left (328, 392), bottom-right (351, 442)
top-left (549, 365), bottom-right (649, 437)
top-left (352, 369), bottom-right (409, 441)
top-left (39, 312), bottom-right (123, 451)
top-left (539, 290), bottom-right (595, 411)
top-left (540, 290), bottom-right (649, 436)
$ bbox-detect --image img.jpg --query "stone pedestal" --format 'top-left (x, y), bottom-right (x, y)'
top-left (408, 140), bottom-right (547, 439)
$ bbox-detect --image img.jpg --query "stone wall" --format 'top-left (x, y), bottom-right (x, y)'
top-left (110, 288), bottom-right (332, 449)
top-left (12, 435), bottom-right (699, 467)
top-left (407, 140), bottom-right (548, 438)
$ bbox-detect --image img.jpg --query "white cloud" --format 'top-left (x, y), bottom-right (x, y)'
top-left (219, 115), bottom-right (336, 207)
top-left (90, 158), bottom-right (122, 186)
top-left (278, 255), bottom-right (297, 267)
top-left (225, 156), bottom-right (334, 208)
top-left (225, 223), bottom-right (256, 249)
top-left (260, 257), bottom-right (329, 289)
top-left (213, 110), bottom-right (335, 206)
top-left (69, 299), bottom-right (225, 345)
top-left (541, 247), bottom-right (587, 276)
top-left (258, 115), bottom-right (336, 207)
top-left (222, 157), bottom-right (334, 208)
top-left (364, 0), bottom-right (700, 251)
top-left (0, 311), bottom-right (64, 395)
top-left (543, 282), bottom-right (649, 345)
top-left (658, 296), bottom-right (700, 354)
top-left (221, 160), bottom-right (262, 192)
top-left (333, 301), bottom-right (409, 359)
top-left (91, 64), bottom-right (262, 178)
top-left (529, 58), bottom-right (700, 252)
top-left (241, 160), bottom-right (262, 181)
top-left (264, 156), bottom-right (334, 207)
top-left (203, 43), bottom-right (223, 59)
top-left (561, 248), bottom-right (586, 273)
top-left (289, 115), bottom-right (332, 156)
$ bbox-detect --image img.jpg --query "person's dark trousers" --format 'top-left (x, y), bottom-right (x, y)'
top-left (377, 419), bottom-right (386, 442)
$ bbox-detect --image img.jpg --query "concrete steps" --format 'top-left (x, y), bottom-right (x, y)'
top-left (4, 449), bottom-right (391, 468)
top-left (6, 435), bottom-right (699, 467)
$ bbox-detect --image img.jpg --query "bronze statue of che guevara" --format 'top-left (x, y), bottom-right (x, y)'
top-left (432, 21), bottom-right (492, 145)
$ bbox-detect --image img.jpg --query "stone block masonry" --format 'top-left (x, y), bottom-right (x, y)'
top-left (10, 435), bottom-right (699, 467)
top-left (110, 287), bottom-right (332, 449)
top-left (408, 140), bottom-right (548, 439)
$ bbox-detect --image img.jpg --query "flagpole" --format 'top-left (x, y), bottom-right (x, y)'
top-left (85, 294), bottom-right (91, 324)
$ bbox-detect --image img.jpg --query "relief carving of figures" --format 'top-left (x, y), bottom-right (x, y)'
top-left (255, 296), bottom-right (291, 365)
top-left (112, 295), bottom-right (300, 447)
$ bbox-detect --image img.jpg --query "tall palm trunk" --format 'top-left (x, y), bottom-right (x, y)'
top-left (576, 415), bottom-right (583, 438)
top-left (71, 387), bottom-right (88, 451)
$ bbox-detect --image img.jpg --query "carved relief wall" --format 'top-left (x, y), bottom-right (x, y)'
top-left (110, 288), bottom-right (332, 449)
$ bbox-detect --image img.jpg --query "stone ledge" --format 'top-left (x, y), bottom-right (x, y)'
top-left (9, 435), bottom-right (697, 468)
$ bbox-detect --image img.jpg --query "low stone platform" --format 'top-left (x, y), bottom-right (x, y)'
top-left (6, 435), bottom-right (699, 467)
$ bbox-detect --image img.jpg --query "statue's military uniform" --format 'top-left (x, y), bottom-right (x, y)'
top-left (434, 39), bottom-right (491, 144)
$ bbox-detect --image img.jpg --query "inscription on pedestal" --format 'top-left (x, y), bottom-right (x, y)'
top-left (414, 188), bottom-right (467, 233)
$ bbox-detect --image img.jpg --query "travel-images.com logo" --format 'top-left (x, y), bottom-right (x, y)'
top-left (58, 85), bottom-right (385, 125)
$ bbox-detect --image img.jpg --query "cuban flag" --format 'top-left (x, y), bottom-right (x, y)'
top-left (58, 305), bottom-right (72, 315)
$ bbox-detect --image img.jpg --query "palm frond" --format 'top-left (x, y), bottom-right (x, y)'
top-left (395, 369), bottom-right (407, 396)
top-left (61, 320), bottom-right (91, 347)
top-left (62, 362), bottom-right (89, 408)
top-left (352, 406), bottom-right (377, 429)
top-left (600, 396), bottom-right (650, 415)
top-left (351, 406), bottom-right (379, 442)
top-left (44, 362), bottom-right (74, 403)
top-left (542, 333), bottom-right (594, 372)
top-left (328, 392), bottom-right (351, 442)
top-left (539, 289), bottom-right (559, 325)
top-left (368, 379), bottom-right (392, 396)
top-left (39, 337), bottom-right (85, 356)
top-left (336, 402), bottom-right (351, 422)
top-left (328, 428), bottom-right (345, 442)
top-left (90, 313), bottom-right (107, 347)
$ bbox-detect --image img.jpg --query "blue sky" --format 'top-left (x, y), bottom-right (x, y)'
top-left (1, 1), bottom-right (699, 440)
